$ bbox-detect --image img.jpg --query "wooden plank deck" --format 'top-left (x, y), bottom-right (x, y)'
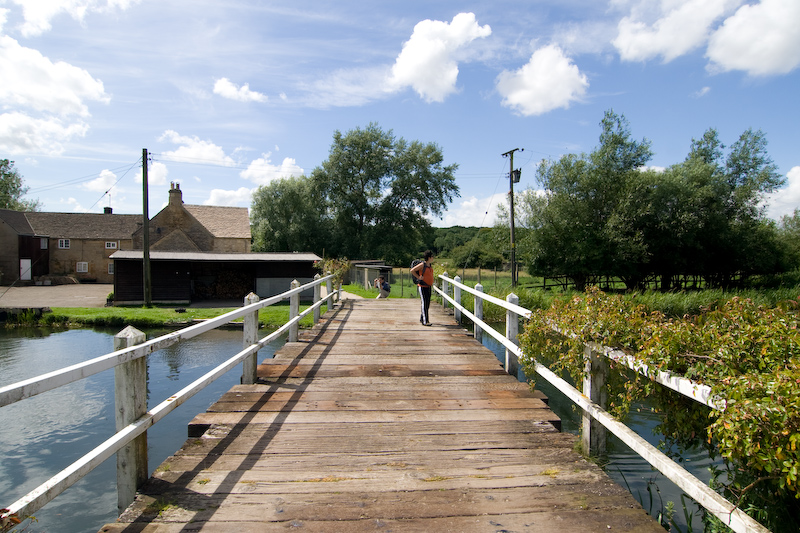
top-left (100, 298), bottom-right (663, 532)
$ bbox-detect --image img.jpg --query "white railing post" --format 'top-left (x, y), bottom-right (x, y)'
top-left (326, 271), bottom-right (334, 306)
top-left (313, 274), bottom-right (321, 324)
top-left (113, 325), bottom-right (147, 514)
top-left (474, 283), bottom-right (484, 342)
top-left (289, 279), bottom-right (300, 342)
top-left (441, 272), bottom-right (449, 309)
top-left (454, 275), bottom-right (462, 323)
top-left (242, 292), bottom-right (260, 385)
top-left (582, 342), bottom-right (609, 457)
top-left (505, 293), bottom-right (520, 378)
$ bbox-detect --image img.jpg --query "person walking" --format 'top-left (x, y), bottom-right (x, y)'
top-left (411, 250), bottom-right (434, 326)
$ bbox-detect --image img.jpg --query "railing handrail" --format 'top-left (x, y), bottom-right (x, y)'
top-left (436, 275), bottom-right (769, 533)
top-left (0, 274), bottom-right (336, 527)
top-left (0, 274), bottom-right (335, 409)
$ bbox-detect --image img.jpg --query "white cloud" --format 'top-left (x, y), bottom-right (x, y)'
top-left (158, 130), bottom-right (236, 166)
top-left (304, 66), bottom-right (394, 108)
top-left (388, 12), bottom-right (491, 103)
top-left (432, 193), bottom-right (506, 228)
top-left (613, 0), bottom-right (739, 62)
top-left (8, 0), bottom-right (141, 37)
top-left (496, 44), bottom-right (588, 116)
top-left (83, 169), bottom-right (117, 192)
top-left (240, 153), bottom-right (304, 185)
top-left (0, 33), bottom-right (108, 154)
top-left (0, 112), bottom-right (89, 155)
top-left (213, 78), bottom-right (267, 103)
top-left (692, 86), bottom-right (711, 98)
top-left (765, 166), bottom-right (800, 220)
top-left (203, 187), bottom-right (253, 207)
top-left (706, 0), bottom-right (800, 76)
top-left (134, 160), bottom-right (169, 186)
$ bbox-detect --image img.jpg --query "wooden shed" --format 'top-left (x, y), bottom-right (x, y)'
top-left (110, 251), bottom-right (321, 305)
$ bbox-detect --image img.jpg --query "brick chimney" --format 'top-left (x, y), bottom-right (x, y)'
top-left (169, 182), bottom-right (183, 207)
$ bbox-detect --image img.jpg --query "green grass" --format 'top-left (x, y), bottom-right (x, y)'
top-left (33, 302), bottom-right (325, 329)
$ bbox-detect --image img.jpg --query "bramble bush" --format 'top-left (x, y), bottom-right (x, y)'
top-left (519, 287), bottom-right (800, 531)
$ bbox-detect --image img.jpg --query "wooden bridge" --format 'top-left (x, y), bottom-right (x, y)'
top-left (99, 297), bottom-right (662, 532)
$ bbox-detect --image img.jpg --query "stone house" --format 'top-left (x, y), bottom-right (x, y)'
top-left (132, 183), bottom-right (251, 253)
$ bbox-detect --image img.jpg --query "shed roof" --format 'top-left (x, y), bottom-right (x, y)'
top-left (25, 212), bottom-right (142, 239)
top-left (184, 205), bottom-right (251, 239)
top-left (110, 251), bottom-right (321, 262)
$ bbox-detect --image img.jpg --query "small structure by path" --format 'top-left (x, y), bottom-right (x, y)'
top-left (100, 298), bottom-right (663, 532)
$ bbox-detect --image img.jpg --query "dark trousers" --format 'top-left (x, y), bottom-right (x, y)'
top-left (418, 285), bottom-right (431, 324)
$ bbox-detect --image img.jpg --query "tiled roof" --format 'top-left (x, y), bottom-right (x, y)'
top-left (25, 212), bottom-right (142, 239)
top-left (0, 209), bottom-right (35, 234)
top-left (184, 205), bottom-right (251, 239)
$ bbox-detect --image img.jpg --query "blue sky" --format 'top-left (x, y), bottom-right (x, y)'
top-left (2, 0), bottom-right (799, 227)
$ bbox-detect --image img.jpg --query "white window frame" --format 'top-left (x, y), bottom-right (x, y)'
top-left (40, 238), bottom-right (48, 249)
top-left (105, 241), bottom-right (118, 249)
top-left (76, 261), bottom-right (88, 273)
top-left (58, 239), bottom-right (70, 249)
top-left (108, 263), bottom-right (114, 275)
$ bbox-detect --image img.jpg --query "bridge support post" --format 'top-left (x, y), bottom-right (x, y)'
top-left (582, 343), bottom-right (608, 457)
top-left (505, 293), bottom-right (520, 378)
top-left (243, 292), bottom-right (260, 384)
top-left (113, 325), bottom-right (147, 514)
top-left (313, 274), bottom-right (321, 324)
top-left (474, 283), bottom-right (483, 342)
top-left (454, 276), bottom-right (462, 323)
top-left (289, 279), bottom-right (300, 342)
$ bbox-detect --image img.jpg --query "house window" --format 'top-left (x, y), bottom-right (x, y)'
top-left (40, 238), bottom-right (48, 249)
top-left (76, 261), bottom-right (88, 273)
top-left (105, 241), bottom-right (117, 249)
top-left (58, 239), bottom-right (70, 249)
top-left (108, 263), bottom-right (114, 275)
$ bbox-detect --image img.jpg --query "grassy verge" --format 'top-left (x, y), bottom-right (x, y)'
top-left (12, 302), bottom-right (325, 329)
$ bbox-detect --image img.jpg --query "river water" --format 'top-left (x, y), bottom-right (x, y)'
top-left (1, 324), bottom-right (714, 533)
top-left (0, 326), bottom-right (284, 533)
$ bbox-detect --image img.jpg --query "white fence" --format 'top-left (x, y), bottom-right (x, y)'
top-left (0, 274), bottom-right (337, 529)
top-left (436, 274), bottom-right (769, 533)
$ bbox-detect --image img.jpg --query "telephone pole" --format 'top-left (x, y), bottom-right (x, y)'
top-left (142, 149), bottom-right (152, 307)
top-left (502, 148), bottom-right (523, 287)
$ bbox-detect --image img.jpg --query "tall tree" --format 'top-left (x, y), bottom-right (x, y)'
top-left (250, 176), bottom-right (328, 253)
top-left (1, 159), bottom-right (40, 211)
top-left (311, 123), bottom-right (459, 264)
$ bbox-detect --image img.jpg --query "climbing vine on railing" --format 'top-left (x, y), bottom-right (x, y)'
top-left (313, 257), bottom-right (349, 288)
top-left (519, 287), bottom-right (800, 531)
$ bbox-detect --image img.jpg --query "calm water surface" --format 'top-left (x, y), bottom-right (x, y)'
top-left (0, 326), bottom-right (284, 533)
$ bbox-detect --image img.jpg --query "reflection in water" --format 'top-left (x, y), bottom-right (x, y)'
top-left (0, 326), bottom-right (283, 533)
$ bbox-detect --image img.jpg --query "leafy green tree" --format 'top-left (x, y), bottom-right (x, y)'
top-left (250, 176), bottom-right (328, 253)
top-left (1, 159), bottom-right (40, 211)
top-left (311, 123), bottom-right (459, 265)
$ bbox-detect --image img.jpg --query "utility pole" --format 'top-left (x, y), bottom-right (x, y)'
top-left (502, 148), bottom-right (523, 287)
top-left (142, 149), bottom-right (152, 307)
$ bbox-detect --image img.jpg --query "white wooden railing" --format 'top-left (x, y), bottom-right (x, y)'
top-left (436, 274), bottom-right (769, 533)
top-left (0, 274), bottom-right (338, 529)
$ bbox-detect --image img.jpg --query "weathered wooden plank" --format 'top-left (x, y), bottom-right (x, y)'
top-left (102, 298), bottom-right (662, 533)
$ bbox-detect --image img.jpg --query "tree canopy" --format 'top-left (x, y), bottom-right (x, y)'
top-left (1, 159), bottom-right (40, 211)
top-left (519, 111), bottom-right (786, 289)
top-left (308, 123), bottom-right (459, 264)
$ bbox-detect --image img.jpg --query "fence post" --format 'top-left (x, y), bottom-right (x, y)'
top-left (442, 272), bottom-right (449, 309)
top-left (454, 275), bottom-right (462, 323)
top-left (113, 325), bottom-right (147, 514)
top-left (313, 274), bottom-right (321, 324)
top-left (289, 279), bottom-right (300, 342)
top-left (242, 292), bottom-right (260, 385)
top-left (505, 293), bottom-right (520, 378)
top-left (363, 267), bottom-right (369, 290)
top-left (474, 283), bottom-right (483, 342)
top-left (326, 272), bottom-right (334, 306)
top-left (582, 342), bottom-right (609, 457)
